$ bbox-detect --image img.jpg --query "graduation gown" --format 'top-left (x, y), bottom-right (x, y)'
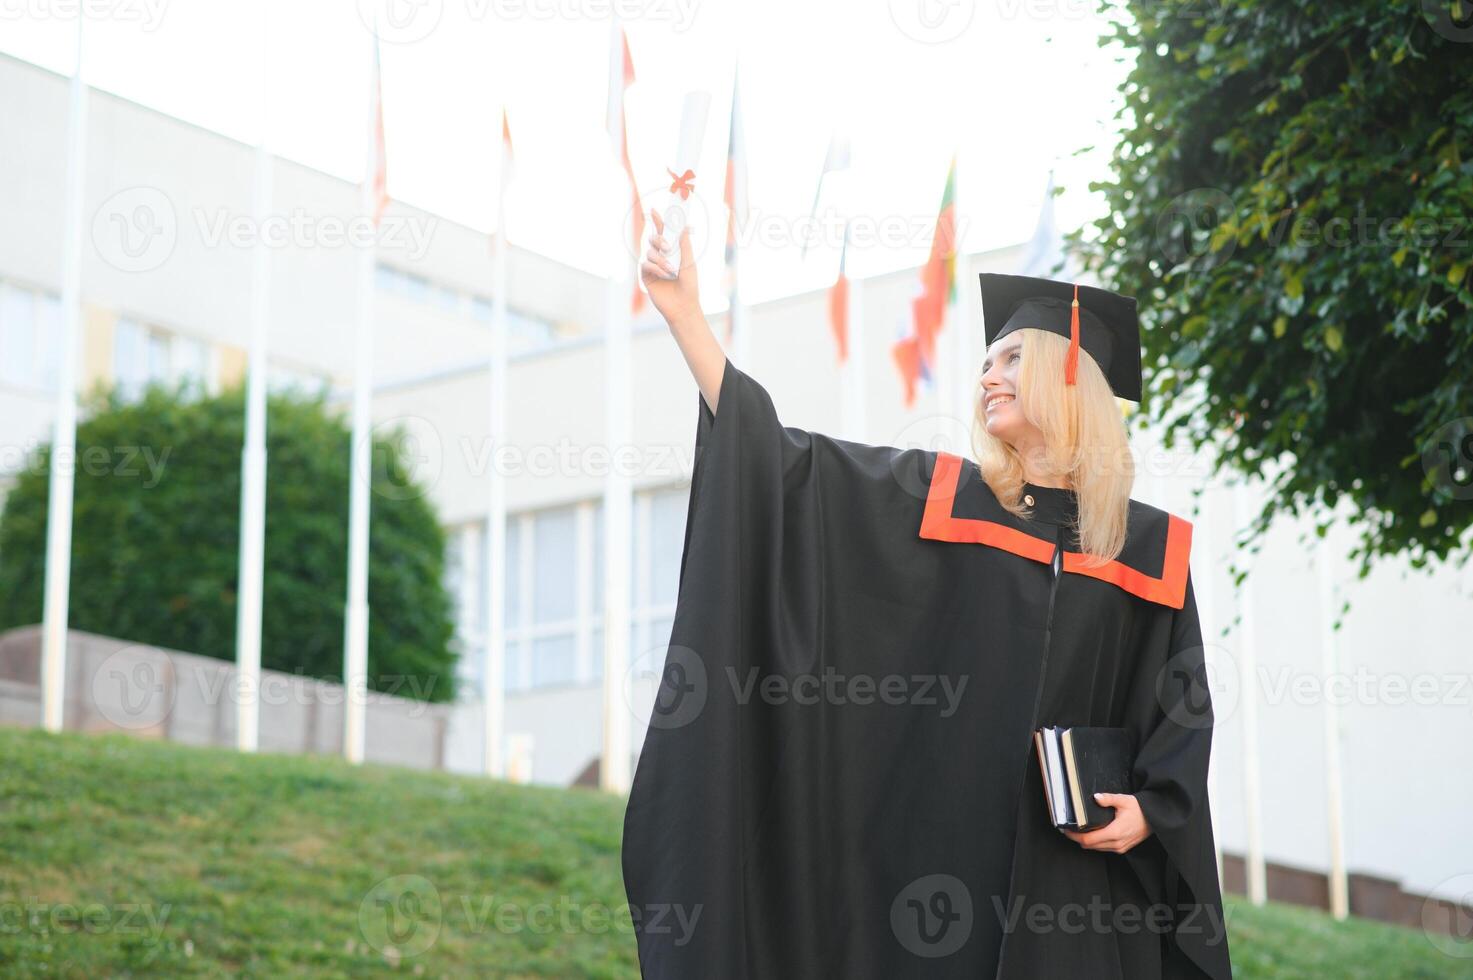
top-left (621, 358), bottom-right (1232, 979)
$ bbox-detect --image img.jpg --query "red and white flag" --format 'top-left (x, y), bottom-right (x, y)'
top-left (367, 31), bottom-right (389, 228)
top-left (802, 130), bottom-right (850, 259)
top-left (722, 66), bottom-right (749, 343)
top-left (501, 106), bottom-right (515, 187)
top-left (829, 217), bottom-right (851, 363)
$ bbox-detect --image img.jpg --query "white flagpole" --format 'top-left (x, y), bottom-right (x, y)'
top-left (235, 13), bottom-right (272, 752)
top-left (952, 165), bottom-right (974, 446)
top-left (1234, 483), bottom-right (1267, 905)
top-left (343, 25), bottom-right (380, 765)
top-left (41, 13), bottom-right (88, 734)
top-left (1318, 541), bottom-right (1350, 919)
top-left (1190, 483), bottom-right (1226, 892)
top-left (599, 16), bottom-right (634, 794)
top-left (729, 254), bottom-right (748, 368)
top-left (841, 274), bottom-right (866, 442)
top-left (483, 112), bottom-right (511, 779)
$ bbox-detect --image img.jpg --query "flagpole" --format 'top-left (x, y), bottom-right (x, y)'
top-left (235, 10), bottom-right (272, 752)
top-left (1233, 483), bottom-right (1267, 904)
top-left (842, 273), bottom-right (866, 442)
top-left (951, 155), bottom-right (973, 446)
top-left (1318, 539), bottom-right (1350, 919)
top-left (482, 109), bottom-right (511, 779)
top-left (599, 16), bottom-right (634, 794)
top-left (40, 12), bottom-right (88, 734)
top-left (727, 65), bottom-right (749, 368)
top-left (1190, 483), bottom-right (1226, 893)
top-left (343, 25), bottom-right (381, 765)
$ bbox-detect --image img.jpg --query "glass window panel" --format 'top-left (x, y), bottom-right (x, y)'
top-left (505, 517), bottom-right (522, 629)
top-left (589, 622), bottom-right (640, 683)
top-left (505, 638), bottom-right (528, 693)
top-left (35, 293), bottom-right (62, 391)
top-left (0, 284), bottom-right (35, 388)
top-left (172, 334), bottom-right (209, 390)
top-left (532, 507), bottom-right (576, 623)
top-left (113, 317), bottom-right (147, 399)
top-left (146, 330), bottom-right (170, 384)
top-left (649, 488), bottom-right (688, 606)
top-left (531, 632), bottom-right (576, 688)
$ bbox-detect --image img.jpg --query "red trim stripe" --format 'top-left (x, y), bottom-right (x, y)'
top-left (918, 451), bottom-right (1192, 609)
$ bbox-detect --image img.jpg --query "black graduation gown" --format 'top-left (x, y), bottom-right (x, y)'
top-left (621, 358), bottom-right (1232, 979)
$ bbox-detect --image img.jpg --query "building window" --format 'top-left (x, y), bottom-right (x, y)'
top-left (114, 317), bottom-right (213, 400)
top-left (0, 283), bottom-right (62, 393)
top-left (443, 485), bottom-right (690, 699)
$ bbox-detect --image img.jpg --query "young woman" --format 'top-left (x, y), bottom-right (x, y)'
top-left (622, 210), bottom-right (1231, 980)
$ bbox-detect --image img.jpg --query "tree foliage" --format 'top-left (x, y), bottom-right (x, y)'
top-left (0, 384), bottom-right (458, 702)
top-left (1076, 0), bottom-right (1473, 575)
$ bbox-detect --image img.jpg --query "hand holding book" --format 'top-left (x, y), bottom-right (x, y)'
top-left (1060, 792), bottom-right (1153, 854)
top-left (1034, 725), bottom-right (1153, 853)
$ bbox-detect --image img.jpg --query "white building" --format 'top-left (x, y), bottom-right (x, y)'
top-left (2, 51), bottom-right (1470, 923)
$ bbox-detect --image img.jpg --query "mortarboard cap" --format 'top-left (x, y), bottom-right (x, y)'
top-left (978, 273), bottom-right (1142, 402)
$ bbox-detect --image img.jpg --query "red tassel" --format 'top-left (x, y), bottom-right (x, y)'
top-left (1065, 283), bottom-right (1081, 386)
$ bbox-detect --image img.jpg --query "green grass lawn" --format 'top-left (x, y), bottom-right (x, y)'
top-left (0, 727), bottom-right (1464, 978)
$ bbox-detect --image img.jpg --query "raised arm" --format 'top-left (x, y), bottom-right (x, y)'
top-left (640, 207), bottom-right (726, 415)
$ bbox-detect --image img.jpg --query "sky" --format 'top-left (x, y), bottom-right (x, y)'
top-left (2, 0), bottom-right (1135, 308)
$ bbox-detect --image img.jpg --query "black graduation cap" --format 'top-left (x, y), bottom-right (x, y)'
top-left (978, 273), bottom-right (1142, 402)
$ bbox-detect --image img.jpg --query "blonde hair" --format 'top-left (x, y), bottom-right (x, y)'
top-left (969, 328), bottom-right (1134, 565)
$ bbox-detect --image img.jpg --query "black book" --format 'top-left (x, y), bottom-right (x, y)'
top-left (1032, 726), bottom-right (1135, 831)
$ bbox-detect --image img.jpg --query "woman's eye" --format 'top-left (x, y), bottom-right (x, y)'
top-left (1009, 352), bottom-right (1020, 363)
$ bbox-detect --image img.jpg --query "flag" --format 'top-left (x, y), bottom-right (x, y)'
top-left (802, 130), bottom-right (851, 258)
top-left (828, 218), bottom-right (851, 363)
top-left (607, 25), bottom-right (644, 315)
top-left (722, 66), bottom-right (749, 344)
top-left (909, 153), bottom-right (957, 369)
top-left (1018, 170), bottom-right (1064, 278)
top-left (368, 32), bottom-right (390, 228)
top-left (501, 106), bottom-right (515, 186)
top-left (891, 333), bottom-right (924, 408)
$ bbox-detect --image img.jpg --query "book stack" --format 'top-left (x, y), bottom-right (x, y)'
top-left (1033, 725), bottom-right (1135, 832)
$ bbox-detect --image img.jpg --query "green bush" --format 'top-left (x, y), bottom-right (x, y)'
top-left (1076, 0), bottom-right (1473, 574)
top-left (0, 383), bottom-right (458, 702)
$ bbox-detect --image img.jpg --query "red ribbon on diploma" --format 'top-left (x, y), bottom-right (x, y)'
top-left (666, 167), bottom-right (695, 200)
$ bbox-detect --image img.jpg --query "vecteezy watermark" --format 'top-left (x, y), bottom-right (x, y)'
top-left (888, 0), bottom-right (975, 43)
top-left (991, 894), bottom-right (1230, 945)
top-left (727, 666), bottom-right (969, 717)
top-left (1155, 643), bottom-right (1236, 730)
top-left (627, 643), bottom-right (709, 731)
top-left (193, 207), bottom-right (437, 262)
top-left (625, 645), bottom-right (970, 730)
top-left (356, 0), bottom-right (699, 43)
top-left (88, 645), bottom-right (442, 732)
top-left (892, 874), bottom-right (973, 958)
top-left (1422, 0), bottom-right (1473, 42)
top-left (0, 898), bottom-right (172, 940)
top-left (0, 0), bottom-right (170, 30)
top-left (1154, 188), bottom-right (1236, 269)
top-left (1255, 665), bottom-right (1473, 709)
top-left (92, 187), bottom-right (179, 274)
top-left (91, 188), bottom-right (439, 275)
top-left (357, 875), bottom-right (700, 959)
top-left (358, 874), bottom-right (442, 960)
top-left (0, 442), bottom-right (171, 488)
top-left (1423, 417), bottom-right (1473, 501)
top-left (348, 415), bottom-right (445, 502)
top-left (1421, 873), bottom-right (1473, 958)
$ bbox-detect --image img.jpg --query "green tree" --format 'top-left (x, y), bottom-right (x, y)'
top-left (1075, 0), bottom-right (1472, 576)
top-left (0, 383), bottom-right (458, 703)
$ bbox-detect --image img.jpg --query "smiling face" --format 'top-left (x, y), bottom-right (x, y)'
top-left (979, 332), bottom-right (1044, 451)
